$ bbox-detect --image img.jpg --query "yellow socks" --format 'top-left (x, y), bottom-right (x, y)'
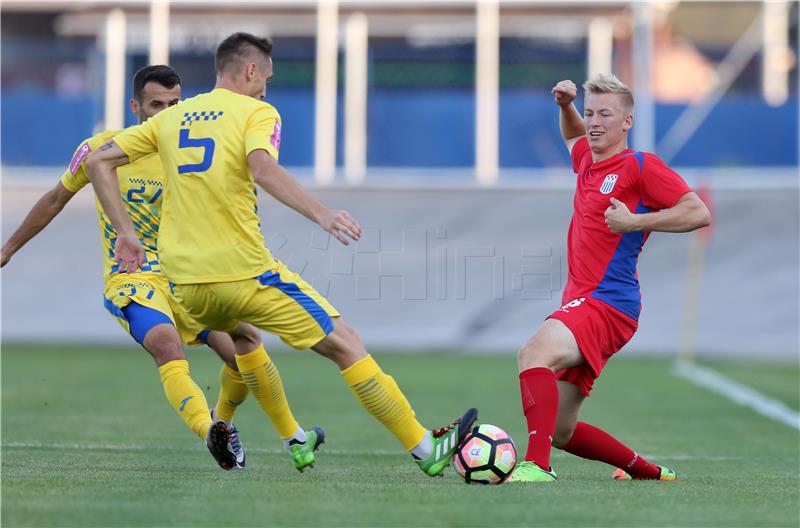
top-left (235, 345), bottom-right (299, 439)
top-left (341, 355), bottom-right (427, 451)
top-left (158, 359), bottom-right (212, 439)
top-left (213, 364), bottom-right (250, 423)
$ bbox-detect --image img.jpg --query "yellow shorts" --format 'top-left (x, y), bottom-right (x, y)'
top-left (103, 273), bottom-right (208, 346)
top-left (172, 259), bottom-right (340, 350)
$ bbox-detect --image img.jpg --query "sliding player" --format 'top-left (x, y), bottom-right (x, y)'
top-left (510, 74), bottom-right (711, 482)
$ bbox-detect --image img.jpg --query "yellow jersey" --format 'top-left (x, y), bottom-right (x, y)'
top-left (61, 129), bottom-right (164, 281)
top-left (114, 88), bottom-right (282, 284)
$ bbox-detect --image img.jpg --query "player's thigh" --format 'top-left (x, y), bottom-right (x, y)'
top-left (553, 380), bottom-right (585, 448)
top-left (103, 277), bottom-right (185, 364)
top-left (518, 318), bottom-right (584, 371)
top-left (242, 261), bottom-right (341, 350)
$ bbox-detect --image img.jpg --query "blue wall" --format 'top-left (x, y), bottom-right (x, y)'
top-left (2, 88), bottom-right (796, 169)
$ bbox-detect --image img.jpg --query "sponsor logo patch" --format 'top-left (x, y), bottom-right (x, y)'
top-left (69, 143), bottom-right (92, 175)
top-left (270, 120), bottom-right (282, 151)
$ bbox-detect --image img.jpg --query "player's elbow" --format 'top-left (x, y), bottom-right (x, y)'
top-left (693, 202), bottom-right (712, 230)
top-left (84, 155), bottom-right (103, 180)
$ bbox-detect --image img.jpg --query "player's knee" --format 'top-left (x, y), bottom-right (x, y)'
top-left (552, 422), bottom-right (577, 449)
top-left (313, 319), bottom-right (367, 369)
top-left (518, 336), bottom-right (562, 371)
top-left (236, 323), bottom-right (262, 347)
top-left (148, 340), bottom-right (186, 366)
top-left (335, 319), bottom-right (363, 350)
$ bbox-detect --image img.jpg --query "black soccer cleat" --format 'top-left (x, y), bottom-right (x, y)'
top-left (206, 420), bottom-right (237, 471)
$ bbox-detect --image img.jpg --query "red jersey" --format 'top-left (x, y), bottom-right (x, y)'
top-left (562, 137), bottom-right (692, 320)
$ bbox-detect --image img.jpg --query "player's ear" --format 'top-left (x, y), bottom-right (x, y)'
top-left (623, 112), bottom-right (633, 132)
top-left (129, 98), bottom-right (140, 116)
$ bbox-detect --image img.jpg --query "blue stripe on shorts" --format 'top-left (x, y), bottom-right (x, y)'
top-left (256, 271), bottom-right (334, 334)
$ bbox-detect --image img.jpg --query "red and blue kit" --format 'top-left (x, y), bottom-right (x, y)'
top-left (550, 137), bottom-right (692, 395)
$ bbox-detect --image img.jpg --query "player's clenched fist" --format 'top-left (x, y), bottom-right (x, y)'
top-left (551, 80), bottom-right (577, 107)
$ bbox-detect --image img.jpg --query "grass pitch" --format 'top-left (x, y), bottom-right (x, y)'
top-left (2, 344), bottom-right (798, 527)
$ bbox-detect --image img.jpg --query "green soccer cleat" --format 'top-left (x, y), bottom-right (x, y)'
top-left (288, 426), bottom-right (325, 472)
top-left (416, 407), bottom-right (479, 477)
top-left (612, 465), bottom-right (677, 481)
top-left (507, 461), bottom-right (558, 483)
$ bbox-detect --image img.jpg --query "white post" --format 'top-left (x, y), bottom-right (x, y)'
top-left (631, 2), bottom-right (654, 153)
top-left (315, 0), bottom-right (339, 184)
top-left (105, 8), bottom-right (127, 131)
top-left (475, 0), bottom-right (499, 186)
top-left (587, 17), bottom-right (614, 79)
top-left (762, 0), bottom-right (790, 107)
top-left (344, 12), bottom-right (368, 184)
top-left (149, 0), bottom-right (170, 66)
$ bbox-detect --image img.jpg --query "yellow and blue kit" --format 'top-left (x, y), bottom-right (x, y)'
top-left (62, 130), bottom-right (209, 345)
top-left (114, 88), bottom-right (339, 349)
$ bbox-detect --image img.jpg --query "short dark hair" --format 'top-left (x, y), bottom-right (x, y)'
top-left (132, 65), bottom-right (181, 102)
top-left (215, 32), bottom-right (273, 73)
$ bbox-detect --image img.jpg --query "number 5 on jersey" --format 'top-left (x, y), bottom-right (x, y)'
top-left (178, 129), bottom-right (215, 174)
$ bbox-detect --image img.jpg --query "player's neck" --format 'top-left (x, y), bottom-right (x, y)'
top-left (591, 142), bottom-right (629, 163)
top-left (214, 77), bottom-right (246, 96)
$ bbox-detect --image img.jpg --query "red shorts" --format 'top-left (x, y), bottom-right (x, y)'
top-left (547, 296), bottom-right (638, 397)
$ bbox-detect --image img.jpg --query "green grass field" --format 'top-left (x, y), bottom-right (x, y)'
top-left (2, 344), bottom-right (798, 527)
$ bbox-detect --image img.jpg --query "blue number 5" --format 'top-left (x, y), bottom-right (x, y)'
top-left (178, 128), bottom-right (215, 174)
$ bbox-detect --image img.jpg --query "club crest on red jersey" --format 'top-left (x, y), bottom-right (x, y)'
top-left (600, 173), bottom-right (619, 194)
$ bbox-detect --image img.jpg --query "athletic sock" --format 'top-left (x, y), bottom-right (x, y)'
top-left (341, 355), bottom-right (427, 451)
top-left (519, 367), bottom-right (559, 471)
top-left (235, 345), bottom-right (300, 440)
top-left (158, 359), bottom-right (213, 439)
top-left (410, 431), bottom-right (433, 460)
top-left (561, 421), bottom-right (661, 479)
top-left (282, 426), bottom-right (308, 450)
top-left (213, 363), bottom-right (249, 423)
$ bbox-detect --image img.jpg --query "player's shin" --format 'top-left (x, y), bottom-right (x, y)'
top-left (341, 355), bottom-right (427, 451)
top-left (158, 359), bottom-right (213, 438)
top-left (561, 421), bottom-right (661, 479)
top-left (519, 367), bottom-right (559, 471)
top-left (214, 363), bottom-right (249, 423)
top-left (234, 345), bottom-right (300, 440)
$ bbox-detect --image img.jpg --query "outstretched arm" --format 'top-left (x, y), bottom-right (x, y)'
top-left (1, 182), bottom-right (76, 267)
top-left (551, 80), bottom-right (586, 154)
top-left (85, 141), bottom-right (144, 272)
top-left (249, 149), bottom-right (361, 245)
top-left (604, 192), bottom-right (711, 234)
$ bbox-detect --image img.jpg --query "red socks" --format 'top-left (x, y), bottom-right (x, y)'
top-left (519, 367), bottom-right (559, 471)
top-left (562, 421), bottom-right (661, 479)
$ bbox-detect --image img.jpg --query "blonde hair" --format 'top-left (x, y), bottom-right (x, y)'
top-left (583, 73), bottom-right (634, 114)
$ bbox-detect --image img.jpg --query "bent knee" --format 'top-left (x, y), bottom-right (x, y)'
top-left (147, 340), bottom-right (186, 366)
top-left (518, 338), bottom-right (569, 371)
top-left (552, 424), bottom-right (576, 449)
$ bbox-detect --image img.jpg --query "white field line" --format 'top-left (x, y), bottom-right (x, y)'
top-left (673, 362), bottom-right (800, 431)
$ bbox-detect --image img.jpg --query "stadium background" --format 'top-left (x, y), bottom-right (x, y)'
top-left (2, 1), bottom-right (797, 360)
top-left (1, 2), bottom-right (798, 527)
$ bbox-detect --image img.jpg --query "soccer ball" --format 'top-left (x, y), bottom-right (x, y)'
top-left (453, 424), bottom-right (517, 484)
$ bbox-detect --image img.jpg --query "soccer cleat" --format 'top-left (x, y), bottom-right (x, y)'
top-left (288, 426), bottom-right (325, 472)
top-left (507, 461), bottom-right (558, 483)
top-left (205, 420), bottom-right (237, 471)
top-left (416, 407), bottom-right (479, 477)
top-left (612, 465), bottom-right (677, 481)
top-left (210, 408), bottom-right (246, 469)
